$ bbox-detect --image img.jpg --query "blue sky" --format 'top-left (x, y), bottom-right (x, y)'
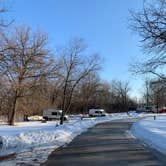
top-left (9, 0), bottom-right (146, 98)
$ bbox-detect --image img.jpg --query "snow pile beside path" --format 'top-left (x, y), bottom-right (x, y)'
top-left (131, 115), bottom-right (166, 154)
top-left (0, 112), bottom-right (151, 157)
top-left (0, 116), bottom-right (112, 155)
top-left (0, 112), bottom-right (154, 166)
top-left (0, 112), bottom-right (150, 149)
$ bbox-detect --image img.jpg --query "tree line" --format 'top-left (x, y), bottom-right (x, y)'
top-left (2, 0), bottom-right (165, 125)
top-left (0, 25), bottom-right (136, 125)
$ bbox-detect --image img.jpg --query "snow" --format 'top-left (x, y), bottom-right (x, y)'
top-left (0, 112), bottom-right (153, 165)
top-left (0, 117), bottom-right (110, 151)
top-left (131, 114), bottom-right (166, 155)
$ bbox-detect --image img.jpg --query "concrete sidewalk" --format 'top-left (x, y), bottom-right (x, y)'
top-left (41, 119), bottom-right (164, 166)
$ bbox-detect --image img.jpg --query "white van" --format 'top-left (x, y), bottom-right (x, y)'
top-left (89, 109), bottom-right (107, 117)
top-left (43, 109), bottom-right (68, 121)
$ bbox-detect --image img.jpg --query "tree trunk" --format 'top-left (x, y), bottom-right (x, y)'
top-left (60, 109), bottom-right (64, 125)
top-left (8, 92), bottom-right (18, 125)
top-left (60, 84), bottom-right (67, 125)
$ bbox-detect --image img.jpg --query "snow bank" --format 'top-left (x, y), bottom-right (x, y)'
top-left (0, 116), bottom-right (113, 151)
top-left (0, 112), bottom-right (152, 166)
top-left (0, 114), bottom-right (129, 155)
top-left (131, 115), bottom-right (166, 154)
top-left (0, 112), bottom-right (151, 151)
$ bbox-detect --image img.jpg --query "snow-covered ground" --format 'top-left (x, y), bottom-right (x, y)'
top-left (131, 114), bottom-right (166, 155)
top-left (0, 112), bottom-right (152, 166)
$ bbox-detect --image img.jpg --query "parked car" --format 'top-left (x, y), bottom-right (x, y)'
top-left (159, 108), bottom-right (166, 113)
top-left (89, 109), bottom-right (107, 117)
top-left (43, 109), bottom-right (68, 121)
top-left (136, 105), bottom-right (156, 113)
top-left (27, 115), bottom-right (43, 121)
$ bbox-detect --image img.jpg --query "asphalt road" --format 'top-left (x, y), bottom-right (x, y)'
top-left (41, 118), bottom-right (165, 166)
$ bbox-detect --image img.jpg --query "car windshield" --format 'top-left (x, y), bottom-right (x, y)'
top-left (52, 112), bottom-right (58, 115)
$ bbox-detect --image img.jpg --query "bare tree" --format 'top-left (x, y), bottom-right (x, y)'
top-left (0, 26), bottom-right (53, 125)
top-left (76, 72), bottom-right (109, 114)
top-left (57, 39), bottom-right (100, 124)
top-left (110, 80), bottom-right (131, 112)
top-left (130, 0), bottom-right (166, 79)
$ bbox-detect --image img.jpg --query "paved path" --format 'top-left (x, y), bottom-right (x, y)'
top-left (41, 119), bottom-right (165, 166)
